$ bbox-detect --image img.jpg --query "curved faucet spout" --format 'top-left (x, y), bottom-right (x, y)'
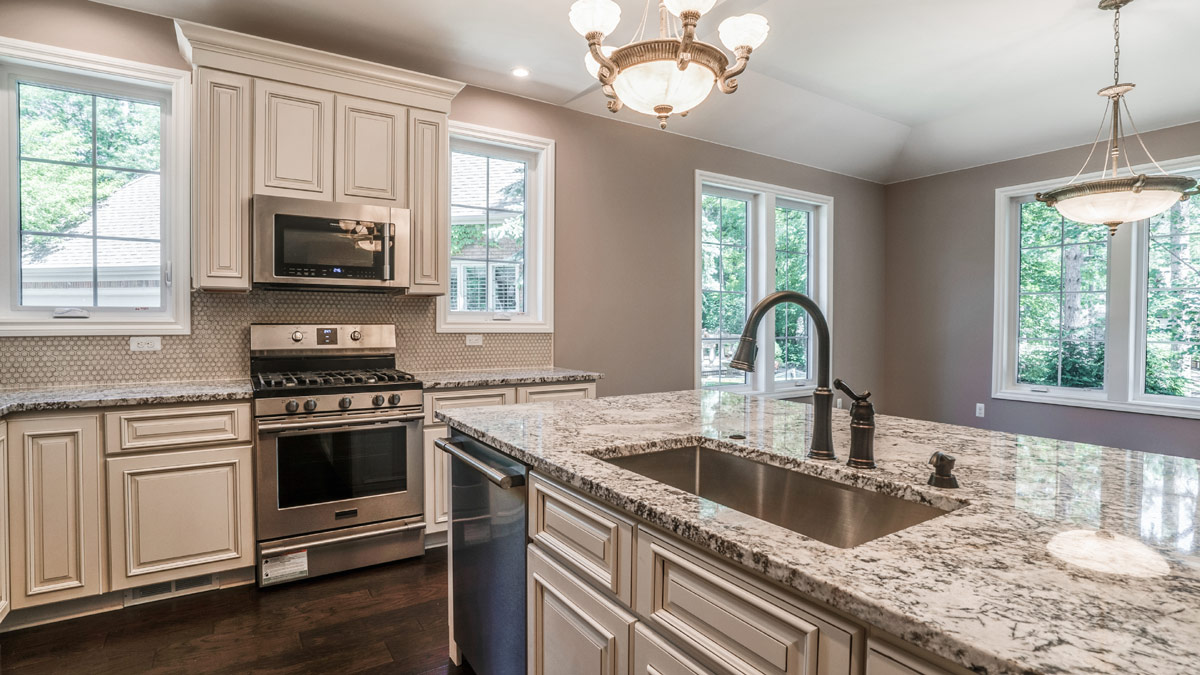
top-left (729, 291), bottom-right (835, 460)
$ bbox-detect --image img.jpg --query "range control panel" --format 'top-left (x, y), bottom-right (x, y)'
top-left (250, 324), bottom-right (396, 353)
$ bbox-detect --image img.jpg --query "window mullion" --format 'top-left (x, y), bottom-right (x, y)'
top-left (90, 93), bottom-right (98, 308)
top-left (1107, 221), bottom-right (1136, 403)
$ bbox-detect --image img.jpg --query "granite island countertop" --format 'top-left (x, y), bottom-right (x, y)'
top-left (412, 366), bottom-right (602, 390)
top-left (438, 389), bottom-right (1200, 675)
top-left (0, 380), bottom-right (253, 418)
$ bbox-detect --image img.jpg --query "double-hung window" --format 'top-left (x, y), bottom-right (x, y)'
top-left (437, 122), bottom-right (554, 333)
top-left (994, 161), bottom-right (1200, 418)
top-left (696, 172), bottom-right (831, 396)
top-left (0, 43), bottom-right (190, 335)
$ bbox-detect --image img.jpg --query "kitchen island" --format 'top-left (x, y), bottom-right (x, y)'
top-left (438, 389), bottom-right (1199, 675)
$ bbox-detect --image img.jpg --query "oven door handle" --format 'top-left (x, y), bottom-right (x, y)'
top-left (435, 438), bottom-right (525, 489)
top-left (257, 412), bottom-right (423, 434)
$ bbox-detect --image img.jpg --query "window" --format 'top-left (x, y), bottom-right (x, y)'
top-left (0, 41), bottom-right (190, 335)
top-left (438, 122), bottom-right (553, 333)
top-left (993, 161), bottom-right (1200, 418)
top-left (696, 172), bottom-right (831, 396)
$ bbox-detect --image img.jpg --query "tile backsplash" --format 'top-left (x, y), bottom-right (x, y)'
top-left (0, 290), bottom-right (552, 388)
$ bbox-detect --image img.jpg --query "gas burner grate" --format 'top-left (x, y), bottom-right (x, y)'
top-left (254, 368), bottom-right (415, 391)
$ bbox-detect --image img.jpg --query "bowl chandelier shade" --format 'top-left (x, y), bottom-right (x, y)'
top-left (1036, 0), bottom-right (1197, 235)
top-left (569, 0), bottom-right (769, 129)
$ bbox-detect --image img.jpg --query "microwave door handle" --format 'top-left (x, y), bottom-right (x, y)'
top-left (381, 222), bottom-right (391, 281)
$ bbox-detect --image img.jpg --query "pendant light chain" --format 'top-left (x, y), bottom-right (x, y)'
top-left (1113, 6), bottom-right (1121, 85)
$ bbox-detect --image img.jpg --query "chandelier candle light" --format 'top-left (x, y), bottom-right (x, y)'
top-left (1036, 0), bottom-right (1197, 236)
top-left (569, 0), bottom-right (769, 129)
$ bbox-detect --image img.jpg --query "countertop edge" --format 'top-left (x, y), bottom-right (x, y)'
top-left (415, 368), bottom-right (603, 390)
top-left (0, 382), bottom-right (254, 419)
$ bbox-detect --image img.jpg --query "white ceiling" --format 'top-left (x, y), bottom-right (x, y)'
top-left (94, 0), bottom-right (1200, 183)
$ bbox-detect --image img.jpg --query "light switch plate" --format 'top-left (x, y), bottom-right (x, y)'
top-left (130, 336), bottom-right (162, 352)
top-left (465, 334), bottom-right (483, 347)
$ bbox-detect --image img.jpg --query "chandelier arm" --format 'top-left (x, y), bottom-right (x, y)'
top-left (1121, 97), bottom-right (1171, 175)
top-left (718, 46), bottom-right (752, 94)
top-left (586, 34), bottom-right (619, 85)
top-left (676, 10), bottom-right (700, 70)
top-left (1066, 101), bottom-right (1112, 186)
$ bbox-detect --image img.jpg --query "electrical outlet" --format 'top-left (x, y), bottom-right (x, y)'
top-left (130, 336), bottom-right (161, 352)
top-left (465, 334), bottom-right (483, 347)
top-left (975, 403), bottom-right (985, 418)
top-left (836, 398), bottom-right (843, 409)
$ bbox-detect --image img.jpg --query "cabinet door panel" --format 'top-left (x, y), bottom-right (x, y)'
top-left (407, 109), bottom-right (449, 294)
top-left (254, 80), bottom-right (334, 198)
top-left (194, 68), bottom-right (252, 290)
top-left (336, 95), bottom-right (406, 205)
top-left (7, 414), bottom-right (103, 609)
top-left (528, 545), bottom-right (634, 675)
top-left (517, 382), bottom-right (597, 403)
top-left (633, 623), bottom-right (714, 675)
top-left (422, 426), bottom-right (451, 534)
top-left (866, 639), bottom-right (954, 675)
top-left (107, 445), bottom-right (254, 590)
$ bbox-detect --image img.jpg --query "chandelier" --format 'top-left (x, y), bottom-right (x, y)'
top-left (1036, 0), bottom-right (1197, 236)
top-left (568, 0), bottom-right (769, 129)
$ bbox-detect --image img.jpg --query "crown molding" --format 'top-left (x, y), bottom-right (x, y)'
top-left (175, 21), bottom-right (465, 113)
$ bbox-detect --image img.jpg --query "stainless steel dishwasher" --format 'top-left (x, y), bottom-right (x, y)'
top-left (436, 433), bottom-right (528, 675)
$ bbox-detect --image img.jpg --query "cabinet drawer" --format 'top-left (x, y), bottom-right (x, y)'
top-left (866, 638), bottom-right (955, 675)
top-left (529, 472), bottom-right (634, 606)
top-left (528, 545), bottom-right (636, 675)
top-left (633, 623), bottom-right (714, 675)
top-left (105, 403), bottom-right (251, 454)
top-left (517, 382), bottom-right (596, 403)
top-left (636, 529), bottom-right (860, 675)
top-left (424, 387), bottom-right (515, 426)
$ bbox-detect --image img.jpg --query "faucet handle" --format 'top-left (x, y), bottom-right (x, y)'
top-left (833, 378), bottom-right (870, 402)
top-left (927, 451), bottom-right (960, 489)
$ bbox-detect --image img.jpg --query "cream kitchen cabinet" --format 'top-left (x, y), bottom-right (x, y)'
top-left (254, 79), bottom-right (335, 199)
top-left (528, 545), bottom-right (636, 675)
top-left (193, 67), bottom-right (253, 291)
top-left (517, 382), bottom-right (597, 403)
top-left (6, 413), bottom-right (105, 609)
top-left (336, 94), bottom-right (407, 206)
top-left (407, 108), bottom-right (450, 295)
top-left (106, 444), bottom-right (254, 591)
top-left (866, 638), bottom-right (956, 675)
top-left (633, 623), bottom-right (713, 675)
top-left (0, 421), bottom-right (9, 626)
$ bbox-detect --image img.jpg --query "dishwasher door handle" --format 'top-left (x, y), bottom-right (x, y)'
top-left (435, 438), bottom-right (525, 490)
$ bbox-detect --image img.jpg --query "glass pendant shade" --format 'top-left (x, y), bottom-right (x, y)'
top-left (663, 0), bottom-right (717, 17)
top-left (584, 46), bottom-right (617, 78)
top-left (569, 0), bottom-right (621, 37)
top-left (718, 13), bottom-right (770, 50)
top-left (1053, 187), bottom-right (1184, 226)
top-left (611, 60), bottom-right (716, 116)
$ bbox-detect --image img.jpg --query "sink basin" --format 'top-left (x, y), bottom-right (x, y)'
top-left (603, 446), bottom-right (949, 548)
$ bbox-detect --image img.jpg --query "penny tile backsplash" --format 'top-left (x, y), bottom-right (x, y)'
top-left (0, 291), bottom-right (552, 388)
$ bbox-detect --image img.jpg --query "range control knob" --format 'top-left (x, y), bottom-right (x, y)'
top-left (372, 394), bottom-right (385, 406)
top-left (339, 396), bottom-right (354, 409)
top-left (291, 330), bottom-right (304, 342)
top-left (303, 398), bottom-right (318, 412)
top-left (350, 330), bottom-right (363, 341)
top-left (388, 393), bottom-right (403, 406)
top-left (284, 399), bottom-right (300, 413)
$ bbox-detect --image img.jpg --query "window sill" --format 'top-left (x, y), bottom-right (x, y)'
top-left (434, 317), bottom-right (553, 334)
top-left (993, 389), bottom-right (1200, 421)
top-left (0, 319), bottom-right (190, 337)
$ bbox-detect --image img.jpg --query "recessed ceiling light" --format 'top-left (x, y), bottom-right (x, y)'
top-left (511, 67), bottom-right (530, 78)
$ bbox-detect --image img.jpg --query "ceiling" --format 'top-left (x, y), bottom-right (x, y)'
top-left (94, 0), bottom-right (1200, 183)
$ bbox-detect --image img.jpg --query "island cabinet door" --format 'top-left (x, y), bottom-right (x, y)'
top-left (632, 623), bottom-right (714, 675)
top-left (254, 79), bottom-right (335, 199)
top-left (865, 638), bottom-right (955, 675)
top-left (106, 445), bottom-right (255, 591)
top-left (335, 94), bottom-right (407, 206)
top-left (7, 414), bottom-right (104, 609)
top-left (528, 545), bottom-right (636, 675)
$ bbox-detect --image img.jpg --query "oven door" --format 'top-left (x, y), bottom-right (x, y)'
top-left (255, 413), bottom-right (423, 541)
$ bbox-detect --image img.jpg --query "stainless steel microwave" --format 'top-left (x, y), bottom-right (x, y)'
top-left (252, 195), bottom-right (411, 291)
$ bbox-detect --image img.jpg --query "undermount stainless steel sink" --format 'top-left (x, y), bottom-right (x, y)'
top-left (603, 446), bottom-right (950, 548)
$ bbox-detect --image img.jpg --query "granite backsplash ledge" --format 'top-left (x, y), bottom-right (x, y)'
top-left (0, 290), bottom-right (552, 388)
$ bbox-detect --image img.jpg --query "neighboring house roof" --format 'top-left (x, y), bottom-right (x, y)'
top-left (33, 174), bottom-right (160, 269)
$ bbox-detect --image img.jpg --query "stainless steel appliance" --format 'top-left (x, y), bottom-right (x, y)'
top-left (251, 323), bottom-right (425, 586)
top-left (438, 433), bottom-right (528, 675)
top-left (252, 195), bottom-right (411, 291)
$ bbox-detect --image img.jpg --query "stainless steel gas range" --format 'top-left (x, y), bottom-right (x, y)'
top-left (250, 323), bottom-right (425, 586)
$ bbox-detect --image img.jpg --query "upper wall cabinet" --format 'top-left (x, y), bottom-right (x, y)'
top-left (254, 80), bottom-right (335, 199)
top-left (177, 21), bottom-right (464, 293)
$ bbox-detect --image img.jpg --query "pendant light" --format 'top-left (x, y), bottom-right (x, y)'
top-left (1036, 0), bottom-right (1197, 236)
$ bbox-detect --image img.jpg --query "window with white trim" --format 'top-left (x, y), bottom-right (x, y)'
top-left (697, 173), bottom-right (831, 396)
top-left (437, 122), bottom-right (553, 333)
top-left (994, 164), bottom-right (1200, 418)
top-left (0, 44), bottom-right (190, 336)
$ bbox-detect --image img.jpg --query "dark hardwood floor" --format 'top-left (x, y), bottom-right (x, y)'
top-left (0, 547), bottom-right (475, 675)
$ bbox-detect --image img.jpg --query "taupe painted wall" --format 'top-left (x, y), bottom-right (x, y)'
top-left (450, 87), bottom-right (888, 400)
top-left (884, 122), bottom-right (1200, 458)
top-left (0, 0), bottom-right (188, 70)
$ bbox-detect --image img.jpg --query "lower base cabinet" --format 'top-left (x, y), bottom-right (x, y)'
top-left (106, 445), bottom-right (255, 590)
top-left (528, 545), bottom-right (636, 675)
top-left (633, 623), bottom-right (713, 675)
top-left (866, 638), bottom-right (954, 675)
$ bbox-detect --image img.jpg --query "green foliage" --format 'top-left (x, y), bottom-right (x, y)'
top-left (1144, 202), bottom-right (1200, 397)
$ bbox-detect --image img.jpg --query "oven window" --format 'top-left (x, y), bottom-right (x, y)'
top-left (276, 425), bottom-right (408, 509)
